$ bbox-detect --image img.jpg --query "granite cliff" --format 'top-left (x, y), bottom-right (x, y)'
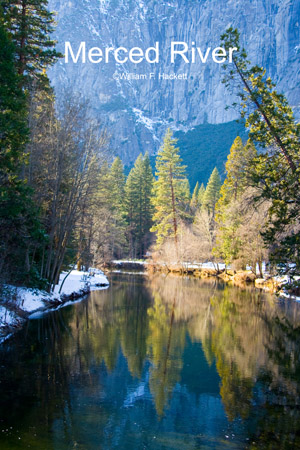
top-left (48, 0), bottom-right (300, 169)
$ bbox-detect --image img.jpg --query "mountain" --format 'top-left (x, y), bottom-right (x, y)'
top-left (48, 0), bottom-right (300, 177)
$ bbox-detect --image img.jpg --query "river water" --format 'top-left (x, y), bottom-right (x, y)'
top-left (0, 273), bottom-right (300, 449)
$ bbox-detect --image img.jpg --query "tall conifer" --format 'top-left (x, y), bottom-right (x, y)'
top-left (125, 153), bottom-right (154, 258)
top-left (0, 20), bottom-right (44, 285)
top-left (2, 0), bottom-right (61, 87)
top-left (202, 168), bottom-right (221, 216)
top-left (191, 182), bottom-right (199, 208)
top-left (151, 129), bottom-right (186, 250)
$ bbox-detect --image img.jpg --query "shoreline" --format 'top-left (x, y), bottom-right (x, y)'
top-left (105, 259), bottom-right (300, 301)
top-left (0, 270), bottom-right (109, 344)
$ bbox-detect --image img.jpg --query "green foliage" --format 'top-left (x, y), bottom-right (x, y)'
top-left (179, 178), bottom-right (191, 204)
top-left (175, 121), bottom-right (247, 189)
top-left (214, 138), bottom-right (267, 271)
top-left (221, 27), bottom-right (300, 276)
top-left (221, 28), bottom-right (300, 172)
top-left (1, 0), bottom-right (61, 88)
top-left (0, 20), bottom-right (28, 174)
top-left (219, 137), bottom-right (257, 204)
top-left (197, 183), bottom-right (205, 208)
top-left (125, 152), bottom-right (154, 258)
top-left (190, 181), bottom-right (199, 208)
top-left (151, 129), bottom-right (187, 249)
top-left (0, 21), bottom-right (46, 286)
top-left (202, 167), bottom-right (221, 216)
top-left (110, 156), bottom-right (126, 211)
top-left (95, 158), bottom-right (128, 260)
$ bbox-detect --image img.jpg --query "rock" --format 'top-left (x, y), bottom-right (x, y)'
top-left (218, 272), bottom-right (233, 282)
top-left (48, 0), bottom-right (300, 165)
top-left (255, 277), bottom-right (281, 293)
top-left (233, 271), bottom-right (256, 283)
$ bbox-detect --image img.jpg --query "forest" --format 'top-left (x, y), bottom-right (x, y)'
top-left (0, 1), bottom-right (300, 293)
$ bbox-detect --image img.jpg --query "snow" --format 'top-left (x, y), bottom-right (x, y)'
top-left (0, 270), bottom-right (109, 337)
top-left (133, 108), bottom-right (155, 131)
top-left (183, 262), bottom-right (226, 270)
top-left (112, 260), bottom-right (147, 265)
top-left (99, 0), bottom-right (109, 14)
top-left (279, 292), bottom-right (300, 302)
top-left (0, 306), bottom-right (20, 327)
top-left (53, 269), bottom-right (109, 296)
top-left (111, 270), bottom-right (147, 275)
top-left (17, 289), bottom-right (48, 312)
top-left (88, 23), bottom-right (101, 38)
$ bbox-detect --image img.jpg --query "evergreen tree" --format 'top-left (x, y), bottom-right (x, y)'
top-left (197, 183), bottom-right (205, 208)
top-left (218, 137), bottom-right (257, 205)
top-left (142, 152), bottom-right (154, 246)
top-left (191, 181), bottom-right (199, 208)
top-left (214, 139), bottom-right (266, 272)
top-left (125, 153), bottom-right (153, 258)
top-left (221, 27), bottom-right (299, 174)
top-left (90, 160), bottom-right (128, 263)
top-left (110, 156), bottom-right (126, 211)
top-left (202, 168), bottom-right (221, 216)
top-left (94, 157), bottom-right (127, 260)
top-left (179, 178), bottom-right (191, 204)
top-left (125, 167), bottom-right (137, 254)
top-left (0, 20), bottom-right (45, 285)
top-left (221, 27), bottom-right (300, 276)
top-left (2, 0), bottom-right (61, 87)
top-left (151, 129), bottom-right (187, 251)
top-left (0, 19), bottom-right (27, 176)
top-left (108, 157), bottom-right (127, 258)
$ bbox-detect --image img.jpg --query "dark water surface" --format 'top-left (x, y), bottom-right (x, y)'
top-left (0, 273), bottom-right (300, 449)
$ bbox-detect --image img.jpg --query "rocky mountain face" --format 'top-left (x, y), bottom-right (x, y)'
top-left (48, 0), bottom-right (300, 166)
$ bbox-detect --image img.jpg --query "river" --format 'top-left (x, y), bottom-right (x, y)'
top-left (0, 273), bottom-right (300, 449)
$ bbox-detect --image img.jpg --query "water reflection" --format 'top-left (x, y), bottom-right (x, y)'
top-left (0, 273), bottom-right (300, 449)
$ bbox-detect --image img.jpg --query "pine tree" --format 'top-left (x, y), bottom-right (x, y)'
top-left (214, 139), bottom-right (267, 272)
top-left (110, 157), bottom-right (126, 211)
top-left (0, 20), bottom-right (45, 285)
top-left (197, 183), bottom-right (205, 208)
top-left (218, 137), bottom-right (257, 205)
top-left (221, 27), bottom-right (300, 276)
top-left (221, 27), bottom-right (299, 174)
top-left (91, 160), bottom-right (128, 262)
top-left (179, 178), bottom-right (191, 204)
top-left (142, 152), bottom-right (154, 246)
top-left (0, 19), bottom-right (27, 175)
top-left (125, 154), bottom-right (143, 258)
top-left (2, 0), bottom-right (61, 88)
top-left (125, 153), bottom-right (154, 258)
top-left (191, 181), bottom-right (199, 208)
top-left (151, 129), bottom-right (186, 251)
top-left (108, 157), bottom-right (127, 258)
top-left (202, 168), bottom-right (221, 216)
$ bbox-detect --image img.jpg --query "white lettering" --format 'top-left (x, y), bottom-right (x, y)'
top-left (65, 41), bottom-right (86, 63)
top-left (145, 42), bottom-right (159, 63)
top-left (171, 41), bottom-right (189, 63)
top-left (229, 47), bottom-right (238, 63)
top-left (129, 47), bottom-right (144, 63)
top-left (212, 47), bottom-right (227, 63)
top-left (197, 47), bottom-right (211, 63)
top-left (114, 47), bottom-right (128, 64)
top-left (88, 47), bottom-right (103, 63)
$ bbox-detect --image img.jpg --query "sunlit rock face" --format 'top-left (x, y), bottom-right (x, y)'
top-left (48, 0), bottom-right (300, 164)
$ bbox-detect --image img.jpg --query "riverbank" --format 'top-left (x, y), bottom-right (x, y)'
top-left (105, 259), bottom-right (300, 300)
top-left (0, 269), bottom-right (109, 343)
top-left (148, 261), bottom-right (300, 299)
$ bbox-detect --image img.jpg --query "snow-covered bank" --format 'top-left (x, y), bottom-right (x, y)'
top-left (0, 270), bottom-right (109, 343)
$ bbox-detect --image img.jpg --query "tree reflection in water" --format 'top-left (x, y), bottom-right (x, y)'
top-left (0, 273), bottom-right (300, 449)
